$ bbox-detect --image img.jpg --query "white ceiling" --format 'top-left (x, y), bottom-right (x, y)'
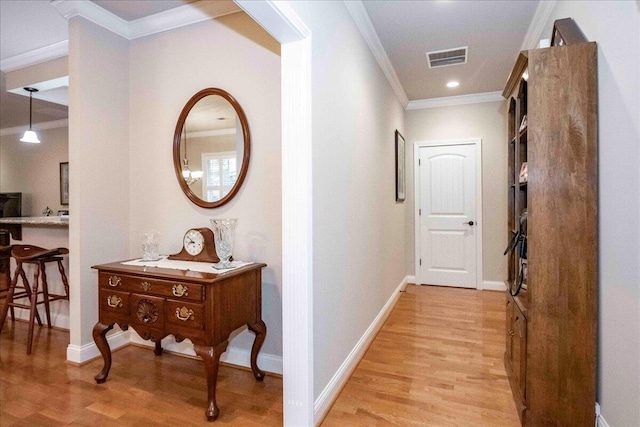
top-left (90, 0), bottom-right (197, 22)
top-left (363, 0), bottom-right (539, 100)
top-left (1, 0), bottom-right (544, 130)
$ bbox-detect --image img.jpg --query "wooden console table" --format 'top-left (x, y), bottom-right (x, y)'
top-left (91, 260), bottom-right (267, 421)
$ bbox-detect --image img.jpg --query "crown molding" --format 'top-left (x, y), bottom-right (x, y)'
top-left (343, 0), bottom-right (409, 108)
top-left (0, 40), bottom-right (69, 73)
top-left (0, 119), bottom-right (69, 136)
top-left (51, 0), bottom-right (242, 42)
top-left (127, 1), bottom-right (241, 40)
top-left (52, 0), bottom-right (130, 39)
top-left (406, 91), bottom-right (504, 110)
top-left (520, 0), bottom-right (558, 51)
top-left (236, 0), bottom-right (311, 43)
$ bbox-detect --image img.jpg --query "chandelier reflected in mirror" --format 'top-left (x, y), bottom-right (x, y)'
top-left (181, 123), bottom-right (203, 187)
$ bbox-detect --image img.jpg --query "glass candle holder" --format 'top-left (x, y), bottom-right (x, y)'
top-left (141, 230), bottom-right (161, 261)
top-left (210, 218), bottom-right (237, 269)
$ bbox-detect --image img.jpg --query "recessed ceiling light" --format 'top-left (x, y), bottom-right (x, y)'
top-left (447, 81), bottom-right (459, 88)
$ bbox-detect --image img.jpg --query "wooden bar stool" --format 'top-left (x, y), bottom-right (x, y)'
top-left (0, 245), bottom-right (69, 354)
top-left (0, 244), bottom-right (46, 327)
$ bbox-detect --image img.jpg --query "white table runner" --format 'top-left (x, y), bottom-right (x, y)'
top-left (121, 256), bottom-right (251, 274)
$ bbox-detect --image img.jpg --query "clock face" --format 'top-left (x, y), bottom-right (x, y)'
top-left (183, 229), bottom-right (205, 256)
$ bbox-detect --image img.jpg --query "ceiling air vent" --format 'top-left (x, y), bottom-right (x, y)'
top-left (426, 46), bottom-right (468, 68)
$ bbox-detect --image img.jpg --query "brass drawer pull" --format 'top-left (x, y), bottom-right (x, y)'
top-left (108, 275), bottom-right (121, 287)
top-left (141, 281), bottom-right (152, 291)
top-left (172, 284), bottom-right (189, 297)
top-left (508, 329), bottom-right (515, 337)
top-left (175, 307), bottom-right (194, 321)
top-left (107, 295), bottom-right (123, 308)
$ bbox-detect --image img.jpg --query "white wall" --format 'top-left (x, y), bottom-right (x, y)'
top-left (286, 1), bottom-right (407, 400)
top-left (0, 126), bottom-right (68, 216)
top-left (67, 17), bottom-right (130, 350)
top-left (405, 101), bottom-right (508, 283)
top-left (538, 3), bottom-right (640, 425)
top-left (127, 13), bottom-right (282, 363)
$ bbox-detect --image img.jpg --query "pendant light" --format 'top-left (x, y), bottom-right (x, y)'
top-left (20, 87), bottom-right (40, 143)
top-left (181, 123), bottom-right (203, 186)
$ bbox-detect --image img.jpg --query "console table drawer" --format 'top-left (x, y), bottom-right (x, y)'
top-left (99, 272), bottom-right (204, 302)
top-left (100, 289), bottom-right (130, 316)
top-left (166, 300), bottom-right (205, 330)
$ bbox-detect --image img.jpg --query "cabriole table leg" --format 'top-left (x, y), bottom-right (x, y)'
top-left (92, 322), bottom-right (114, 383)
top-left (248, 320), bottom-right (267, 381)
top-left (194, 340), bottom-right (229, 421)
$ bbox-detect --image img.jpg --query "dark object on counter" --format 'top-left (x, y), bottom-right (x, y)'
top-left (0, 193), bottom-right (21, 218)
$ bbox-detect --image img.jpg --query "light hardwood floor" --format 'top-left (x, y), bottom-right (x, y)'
top-left (1, 285), bottom-right (519, 426)
top-left (322, 284), bottom-right (520, 426)
top-left (0, 321), bottom-right (282, 426)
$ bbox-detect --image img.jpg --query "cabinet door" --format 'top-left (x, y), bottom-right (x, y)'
top-left (505, 296), bottom-right (514, 361)
top-left (510, 304), bottom-right (527, 403)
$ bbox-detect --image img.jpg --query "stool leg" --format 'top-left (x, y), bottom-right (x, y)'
top-left (0, 263), bottom-right (20, 332)
top-left (57, 260), bottom-right (69, 298)
top-left (19, 266), bottom-right (43, 327)
top-left (40, 261), bottom-right (52, 328)
top-left (26, 264), bottom-right (42, 355)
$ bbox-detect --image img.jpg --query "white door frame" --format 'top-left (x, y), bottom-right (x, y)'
top-left (414, 138), bottom-right (484, 290)
top-left (234, 2), bottom-right (313, 426)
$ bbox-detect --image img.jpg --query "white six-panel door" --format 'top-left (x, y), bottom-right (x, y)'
top-left (416, 142), bottom-right (479, 288)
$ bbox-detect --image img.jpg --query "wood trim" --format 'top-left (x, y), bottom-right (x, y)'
top-left (503, 52), bottom-right (529, 99)
top-left (551, 18), bottom-right (588, 46)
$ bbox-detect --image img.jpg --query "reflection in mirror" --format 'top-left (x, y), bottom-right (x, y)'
top-left (174, 89), bottom-right (250, 209)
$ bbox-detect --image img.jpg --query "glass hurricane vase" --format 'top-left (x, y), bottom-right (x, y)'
top-left (210, 218), bottom-right (237, 269)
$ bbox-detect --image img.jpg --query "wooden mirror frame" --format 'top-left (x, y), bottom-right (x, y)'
top-left (173, 88), bottom-right (251, 208)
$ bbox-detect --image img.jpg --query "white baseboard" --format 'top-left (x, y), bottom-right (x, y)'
top-left (482, 280), bottom-right (506, 291)
top-left (595, 402), bottom-right (610, 427)
top-left (221, 345), bottom-right (283, 375)
top-left (406, 275), bottom-right (416, 284)
top-left (313, 276), bottom-right (409, 424)
top-left (9, 307), bottom-right (70, 330)
top-left (130, 332), bottom-right (283, 375)
top-left (66, 329), bottom-right (131, 364)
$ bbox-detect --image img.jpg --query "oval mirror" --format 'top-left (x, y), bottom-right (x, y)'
top-left (173, 88), bottom-right (250, 208)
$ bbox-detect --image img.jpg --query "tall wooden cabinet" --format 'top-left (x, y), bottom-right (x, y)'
top-left (502, 19), bottom-right (598, 426)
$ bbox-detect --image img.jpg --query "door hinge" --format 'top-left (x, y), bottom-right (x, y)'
top-left (419, 259), bottom-right (422, 266)
top-left (419, 209), bottom-right (422, 216)
top-left (419, 159), bottom-right (421, 166)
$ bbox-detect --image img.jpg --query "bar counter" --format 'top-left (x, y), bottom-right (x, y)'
top-left (0, 216), bottom-right (69, 226)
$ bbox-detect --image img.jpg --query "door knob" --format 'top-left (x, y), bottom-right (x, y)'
top-left (463, 221), bottom-right (475, 226)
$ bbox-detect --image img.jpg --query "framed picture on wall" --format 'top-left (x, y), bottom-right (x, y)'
top-left (60, 162), bottom-right (69, 205)
top-left (395, 130), bottom-right (405, 202)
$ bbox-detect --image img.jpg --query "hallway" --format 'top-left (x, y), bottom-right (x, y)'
top-left (322, 285), bottom-right (520, 426)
